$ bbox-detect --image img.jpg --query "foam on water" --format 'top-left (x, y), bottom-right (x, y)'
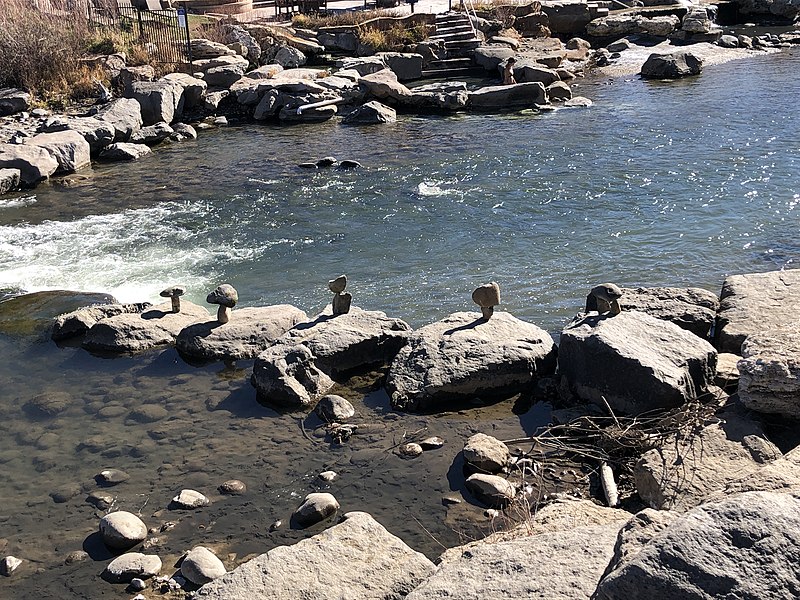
top-left (0, 195), bottom-right (37, 209)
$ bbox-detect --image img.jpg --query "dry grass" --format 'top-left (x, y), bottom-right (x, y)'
top-left (291, 9), bottom-right (401, 29)
top-left (358, 24), bottom-right (429, 51)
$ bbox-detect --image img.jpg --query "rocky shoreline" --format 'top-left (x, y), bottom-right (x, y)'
top-left (2, 265), bottom-right (800, 597)
top-left (1, 4), bottom-right (799, 194)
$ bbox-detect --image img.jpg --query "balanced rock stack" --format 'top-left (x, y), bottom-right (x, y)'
top-left (207, 284), bottom-right (238, 324)
top-left (329, 275), bottom-right (352, 316)
top-left (472, 282), bottom-right (501, 320)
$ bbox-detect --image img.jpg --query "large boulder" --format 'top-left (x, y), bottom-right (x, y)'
top-left (176, 305), bottom-right (307, 361)
top-left (359, 69), bottom-right (413, 104)
top-left (204, 64), bottom-right (246, 89)
top-left (736, 0), bottom-right (800, 20)
top-left (25, 131), bottom-right (91, 173)
top-left (559, 311), bottom-right (717, 415)
top-left (52, 302), bottom-right (151, 340)
top-left (596, 492), bottom-right (800, 599)
top-left (640, 51), bottom-right (703, 79)
top-left (473, 46), bottom-right (515, 71)
top-left (82, 301), bottom-right (210, 353)
top-left (39, 116), bottom-right (116, 154)
top-left (163, 73), bottom-right (208, 109)
top-left (634, 410), bottom-right (781, 511)
top-left (99, 143), bottom-right (152, 161)
top-left (541, 1), bottom-right (593, 34)
top-left (407, 521), bottom-right (627, 599)
top-left (514, 62), bottom-right (560, 86)
top-left (376, 52), bottom-right (424, 81)
top-left (0, 143), bottom-right (59, 187)
top-left (468, 82), bottom-right (547, 109)
top-left (252, 307), bottom-right (411, 408)
top-left (95, 98), bottom-right (143, 142)
top-left (195, 512), bottom-right (435, 600)
top-left (618, 286), bottom-right (719, 338)
top-left (274, 46), bottom-right (307, 69)
top-left (0, 88), bottom-right (30, 116)
top-left (342, 100), bottom-right (396, 125)
top-left (738, 325), bottom-right (800, 418)
top-left (129, 80), bottom-right (184, 126)
top-left (181, 546), bottom-right (227, 585)
top-left (587, 15), bottom-right (679, 37)
top-left (190, 38), bottom-right (237, 59)
top-left (387, 312), bottom-right (557, 411)
top-left (716, 269), bottom-right (800, 354)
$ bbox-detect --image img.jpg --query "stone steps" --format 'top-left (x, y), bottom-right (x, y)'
top-left (433, 12), bottom-right (482, 62)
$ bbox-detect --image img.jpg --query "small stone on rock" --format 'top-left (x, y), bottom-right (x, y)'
top-left (328, 274), bottom-right (347, 294)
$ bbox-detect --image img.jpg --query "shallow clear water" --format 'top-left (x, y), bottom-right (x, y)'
top-left (1, 49), bottom-right (799, 597)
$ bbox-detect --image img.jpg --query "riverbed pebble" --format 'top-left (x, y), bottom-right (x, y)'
top-left (99, 511), bottom-right (148, 550)
top-left (172, 489), bottom-right (211, 509)
top-left (465, 473), bottom-right (516, 508)
top-left (292, 492), bottom-right (339, 527)
top-left (24, 391), bottom-right (71, 418)
top-left (103, 552), bottom-right (162, 583)
top-left (96, 468), bottom-right (131, 486)
top-left (419, 436), bottom-right (444, 450)
top-left (314, 394), bottom-right (355, 422)
top-left (130, 577), bottom-right (147, 591)
top-left (398, 443), bottom-right (423, 458)
top-left (1, 555), bottom-right (22, 576)
top-left (64, 550), bottom-right (89, 564)
top-left (180, 546), bottom-right (226, 585)
top-left (50, 483), bottom-right (82, 503)
top-left (463, 433), bottom-right (511, 473)
top-left (318, 470), bottom-right (338, 482)
top-left (87, 491), bottom-right (115, 510)
top-left (218, 479), bottom-right (247, 495)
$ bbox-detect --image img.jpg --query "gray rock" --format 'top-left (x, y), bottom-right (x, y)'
top-left (24, 130), bottom-right (91, 173)
top-left (738, 325), bottom-right (800, 418)
top-left (718, 34), bottom-right (740, 47)
top-left (315, 394), bottom-right (355, 422)
top-left (191, 38), bottom-right (237, 59)
top-left (0, 143), bottom-right (59, 186)
top-left (468, 82), bottom-right (547, 109)
top-left (245, 64), bottom-right (284, 79)
top-left (181, 546), bottom-right (227, 585)
top-left (177, 305), bottom-right (307, 361)
top-left (407, 522), bottom-right (625, 599)
top-left (376, 52), bottom-right (423, 81)
top-left (82, 301), bottom-right (210, 353)
top-left (339, 56), bottom-right (386, 76)
top-left (0, 168), bottom-right (20, 194)
top-left (343, 100), bottom-right (396, 125)
top-left (163, 73), bottom-right (208, 109)
top-left (52, 302), bottom-right (150, 340)
top-left (224, 25), bottom-right (261, 64)
top-left (99, 511), bottom-right (148, 550)
top-left (559, 311), bottom-right (717, 415)
top-left (204, 64), bottom-right (246, 89)
top-left (597, 491), bottom-right (800, 600)
top-left (278, 102), bottom-right (337, 124)
top-left (252, 307), bottom-right (411, 408)
top-left (359, 69), bottom-right (413, 104)
top-left (218, 480), bottom-right (246, 495)
top-left (128, 122), bottom-right (174, 145)
top-left (681, 7), bottom-right (721, 35)
top-left (0, 88), bottom-right (31, 116)
top-left (117, 65), bottom-right (156, 95)
top-left (588, 14), bottom-right (678, 37)
top-left (635, 410), bottom-right (781, 511)
top-left (129, 80), bottom-right (184, 126)
top-left (715, 352), bottom-right (741, 389)
top-left (96, 468), bottom-right (131, 485)
top-left (465, 473), bottom-right (516, 507)
top-left (292, 492), bottom-right (340, 527)
top-left (24, 391), bottom-right (71, 417)
top-left (547, 81), bottom-right (572, 101)
top-left (514, 63), bottom-right (560, 86)
top-left (99, 142), bottom-right (152, 161)
top-left (716, 269), bottom-right (800, 354)
top-left (607, 38), bottom-right (631, 52)
top-left (737, 0), bottom-right (800, 20)
top-left (39, 116), bottom-right (116, 154)
top-left (95, 98), bottom-right (143, 141)
top-left (171, 123), bottom-right (198, 141)
top-left (320, 31), bottom-right (360, 53)
top-left (274, 46), bottom-right (307, 69)
top-left (463, 433), bottom-right (511, 473)
top-left (172, 489), bottom-right (211, 509)
top-left (103, 552), bottom-right (162, 583)
top-left (618, 286), bottom-right (719, 338)
top-left (474, 45), bottom-right (515, 71)
top-left (387, 312), bottom-right (556, 412)
top-left (195, 511), bottom-right (435, 599)
top-left (640, 51), bottom-right (703, 79)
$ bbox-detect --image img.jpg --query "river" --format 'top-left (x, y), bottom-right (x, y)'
top-left (0, 47), bottom-right (798, 597)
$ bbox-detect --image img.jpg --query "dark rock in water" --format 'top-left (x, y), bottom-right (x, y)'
top-left (50, 483), bottom-right (82, 503)
top-left (640, 51), bottom-right (702, 79)
top-left (87, 491), bottom-right (115, 510)
top-left (292, 492), bottom-right (340, 527)
top-left (0, 290), bottom-right (116, 338)
top-left (338, 160), bottom-right (362, 170)
top-left (96, 468), bottom-right (131, 486)
top-left (52, 302), bottom-right (151, 340)
top-left (24, 391), bottom-right (72, 418)
top-left (315, 156), bottom-right (337, 168)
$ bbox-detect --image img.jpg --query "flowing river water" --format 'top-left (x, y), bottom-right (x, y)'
top-left (0, 48), bottom-right (799, 597)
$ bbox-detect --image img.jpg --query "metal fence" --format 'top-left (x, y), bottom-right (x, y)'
top-left (88, 1), bottom-right (193, 68)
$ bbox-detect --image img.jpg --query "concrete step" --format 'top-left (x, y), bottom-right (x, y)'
top-left (436, 24), bottom-right (474, 35)
top-left (445, 39), bottom-right (481, 50)
top-left (427, 57), bottom-right (473, 69)
top-left (420, 67), bottom-right (479, 78)
top-left (431, 31), bottom-right (479, 42)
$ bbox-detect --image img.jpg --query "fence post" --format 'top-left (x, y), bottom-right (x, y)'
top-left (136, 7), bottom-right (145, 44)
top-left (179, 2), bottom-right (193, 70)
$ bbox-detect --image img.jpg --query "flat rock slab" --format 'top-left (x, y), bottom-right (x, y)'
top-left (176, 305), bottom-right (307, 361)
top-left (52, 302), bottom-right (151, 340)
top-left (634, 409), bottom-right (781, 511)
top-left (82, 301), bottom-right (210, 353)
top-left (406, 522), bottom-right (626, 600)
top-left (738, 324), bottom-right (800, 418)
top-left (716, 269), bottom-right (800, 354)
top-left (195, 511), bottom-right (435, 600)
top-left (467, 82), bottom-right (547, 109)
top-left (619, 286), bottom-right (719, 338)
top-left (0, 290), bottom-right (116, 338)
top-left (559, 311), bottom-right (717, 415)
top-left (386, 311), bottom-right (557, 412)
top-left (597, 491), bottom-right (800, 600)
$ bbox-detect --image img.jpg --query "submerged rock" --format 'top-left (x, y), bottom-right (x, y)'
top-left (195, 512), bottom-right (435, 599)
top-left (0, 290), bottom-right (116, 338)
top-left (387, 312), bottom-right (556, 412)
top-left (176, 305), bottom-right (307, 361)
top-left (292, 492), bottom-right (340, 527)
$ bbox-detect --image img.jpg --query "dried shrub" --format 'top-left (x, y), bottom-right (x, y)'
top-left (291, 9), bottom-right (401, 29)
top-left (357, 24), bottom-right (429, 51)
